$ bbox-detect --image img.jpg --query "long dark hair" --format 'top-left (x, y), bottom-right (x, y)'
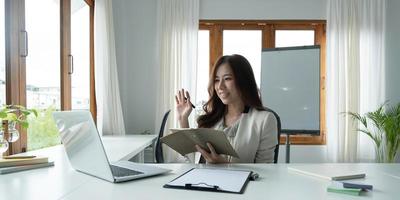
top-left (197, 54), bottom-right (264, 128)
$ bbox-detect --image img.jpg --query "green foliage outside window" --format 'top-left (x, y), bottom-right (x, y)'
top-left (27, 106), bottom-right (60, 151)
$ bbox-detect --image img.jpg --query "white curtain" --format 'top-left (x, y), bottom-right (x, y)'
top-left (94, 0), bottom-right (126, 135)
top-left (155, 0), bottom-right (199, 162)
top-left (326, 0), bottom-right (386, 162)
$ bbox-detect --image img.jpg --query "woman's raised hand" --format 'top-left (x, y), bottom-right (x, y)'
top-left (175, 89), bottom-right (193, 127)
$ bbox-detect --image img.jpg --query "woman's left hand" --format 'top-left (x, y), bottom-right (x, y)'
top-left (195, 143), bottom-right (229, 164)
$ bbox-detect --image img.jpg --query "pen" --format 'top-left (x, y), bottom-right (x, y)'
top-left (184, 97), bottom-right (196, 109)
top-left (3, 155), bottom-right (36, 159)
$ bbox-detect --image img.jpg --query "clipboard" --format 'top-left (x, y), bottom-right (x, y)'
top-left (164, 168), bottom-right (252, 194)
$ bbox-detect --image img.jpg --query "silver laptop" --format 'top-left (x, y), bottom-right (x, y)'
top-left (53, 111), bottom-right (170, 183)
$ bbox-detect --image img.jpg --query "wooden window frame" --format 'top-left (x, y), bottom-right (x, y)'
top-left (5, 0), bottom-right (26, 154)
top-left (62, 0), bottom-right (96, 121)
top-left (87, 0), bottom-right (97, 123)
top-left (200, 20), bottom-right (326, 145)
top-left (3, 0), bottom-right (96, 154)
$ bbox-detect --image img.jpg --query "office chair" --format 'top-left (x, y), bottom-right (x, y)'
top-left (155, 109), bottom-right (171, 163)
top-left (264, 107), bottom-right (281, 163)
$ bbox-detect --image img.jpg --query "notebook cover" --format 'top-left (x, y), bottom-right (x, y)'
top-left (161, 128), bottom-right (239, 157)
top-left (0, 157), bottom-right (49, 168)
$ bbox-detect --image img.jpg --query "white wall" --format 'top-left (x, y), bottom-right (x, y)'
top-left (113, 0), bottom-right (400, 163)
top-left (200, 0), bottom-right (326, 19)
top-left (113, 0), bottom-right (158, 134)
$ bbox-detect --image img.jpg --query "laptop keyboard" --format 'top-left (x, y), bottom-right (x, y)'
top-left (110, 165), bottom-right (143, 177)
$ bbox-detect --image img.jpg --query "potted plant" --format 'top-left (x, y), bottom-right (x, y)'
top-left (0, 105), bottom-right (38, 155)
top-left (348, 102), bottom-right (400, 163)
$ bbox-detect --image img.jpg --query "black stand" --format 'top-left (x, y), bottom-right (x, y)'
top-left (285, 134), bottom-right (290, 163)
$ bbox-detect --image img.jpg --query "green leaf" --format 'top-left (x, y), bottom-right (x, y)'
top-left (0, 111), bottom-right (6, 118)
top-left (6, 113), bottom-right (18, 121)
top-left (30, 109), bottom-right (39, 117)
top-left (22, 110), bottom-right (31, 116)
top-left (21, 121), bottom-right (29, 129)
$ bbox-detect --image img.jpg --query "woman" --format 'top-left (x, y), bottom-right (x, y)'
top-left (175, 54), bottom-right (278, 163)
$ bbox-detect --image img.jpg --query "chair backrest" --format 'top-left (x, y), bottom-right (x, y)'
top-left (155, 109), bottom-right (171, 163)
top-left (264, 107), bottom-right (281, 163)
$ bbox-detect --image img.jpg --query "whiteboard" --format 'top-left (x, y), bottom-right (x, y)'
top-left (260, 45), bottom-right (320, 134)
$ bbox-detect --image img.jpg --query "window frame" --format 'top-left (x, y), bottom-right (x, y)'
top-left (3, 0), bottom-right (96, 154)
top-left (199, 20), bottom-right (326, 145)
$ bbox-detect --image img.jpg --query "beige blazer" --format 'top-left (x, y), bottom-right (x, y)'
top-left (212, 107), bottom-right (278, 163)
top-left (182, 107), bottom-right (278, 163)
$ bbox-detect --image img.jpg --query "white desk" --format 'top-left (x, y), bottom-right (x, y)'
top-left (1, 145), bottom-right (399, 200)
top-left (101, 134), bottom-right (157, 162)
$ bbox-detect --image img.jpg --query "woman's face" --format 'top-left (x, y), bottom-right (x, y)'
top-left (214, 63), bottom-right (241, 105)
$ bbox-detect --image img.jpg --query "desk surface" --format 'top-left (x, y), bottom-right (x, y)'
top-left (101, 134), bottom-right (157, 161)
top-left (1, 145), bottom-right (399, 200)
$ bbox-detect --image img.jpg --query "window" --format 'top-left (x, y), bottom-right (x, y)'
top-left (71, 0), bottom-right (90, 110)
top-left (223, 30), bottom-right (262, 86)
top-left (275, 30), bottom-right (314, 47)
top-left (3, 0), bottom-right (95, 153)
top-left (198, 20), bottom-right (326, 145)
top-left (25, 0), bottom-right (61, 109)
top-left (0, 0), bottom-right (4, 106)
top-left (24, 0), bottom-right (63, 151)
top-left (195, 30), bottom-right (210, 106)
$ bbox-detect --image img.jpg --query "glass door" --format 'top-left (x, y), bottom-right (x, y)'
top-left (25, 0), bottom-right (61, 109)
top-left (0, 0), bottom-right (5, 105)
top-left (25, 0), bottom-right (61, 151)
top-left (71, 0), bottom-right (90, 110)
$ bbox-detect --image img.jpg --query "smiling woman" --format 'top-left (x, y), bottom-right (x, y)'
top-left (175, 55), bottom-right (278, 164)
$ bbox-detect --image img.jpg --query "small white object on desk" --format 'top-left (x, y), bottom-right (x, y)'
top-left (288, 164), bottom-right (366, 181)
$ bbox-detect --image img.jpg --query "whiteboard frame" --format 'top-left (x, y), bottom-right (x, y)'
top-left (261, 45), bottom-right (320, 135)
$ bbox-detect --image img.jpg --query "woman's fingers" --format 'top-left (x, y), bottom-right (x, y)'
top-left (177, 89), bottom-right (183, 103)
top-left (177, 89), bottom-right (188, 103)
top-left (175, 95), bottom-right (179, 104)
top-left (185, 91), bottom-right (191, 104)
top-left (176, 89), bottom-right (192, 105)
top-left (196, 145), bottom-right (211, 160)
top-left (181, 88), bottom-right (186, 102)
top-left (206, 143), bottom-right (217, 155)
top-left (196, 143), bottom-right (228, 164)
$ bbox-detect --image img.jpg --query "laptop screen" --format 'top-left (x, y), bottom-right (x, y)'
top-left (53, 111), bottom-right (115, 182)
